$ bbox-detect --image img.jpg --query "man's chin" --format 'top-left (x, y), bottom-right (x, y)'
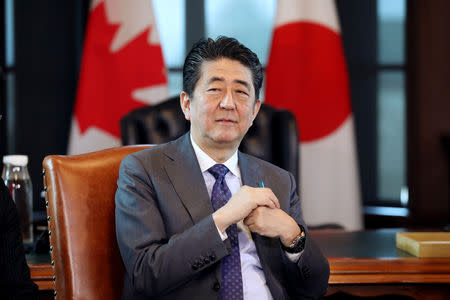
top-left (211, 134), bottom-right (242, 146)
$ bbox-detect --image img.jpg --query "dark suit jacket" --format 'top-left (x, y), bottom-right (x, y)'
top-left (115, 133), bottom-right (329, 300)
top-left (0, 182), bottom-right (39, 300)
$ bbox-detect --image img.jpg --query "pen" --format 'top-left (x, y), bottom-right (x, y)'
top-left (258, 181), bottom-right (264, 188)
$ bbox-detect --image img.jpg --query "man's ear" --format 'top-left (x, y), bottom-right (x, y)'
top-left (251, 99), bottom-right (262, 122)
top-left (180, 91), bottom-right (191, 121)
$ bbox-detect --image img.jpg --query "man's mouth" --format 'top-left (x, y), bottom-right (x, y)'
top-left (216, 118), bottom-right (237, 124)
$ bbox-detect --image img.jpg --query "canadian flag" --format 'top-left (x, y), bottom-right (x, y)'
top-left (265, 0), bottom-right (363, 230)
top-left (68, 0), bottom-right (168, 154)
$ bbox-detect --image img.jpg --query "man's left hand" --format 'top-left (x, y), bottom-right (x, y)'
top-left (243, 207), bottom-right (301, 247)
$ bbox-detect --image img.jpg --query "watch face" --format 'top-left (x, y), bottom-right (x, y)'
top-left (283, 234), bottom-right (306, 253)
top-left (282, 224), bottom-right (306, 253)
top-left (296, 235), bottom-right (306, 252)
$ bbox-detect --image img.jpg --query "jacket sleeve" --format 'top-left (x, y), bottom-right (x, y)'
top-left (115, 154), bottom-right (230, 298)
top-left (282, 172), bottom-right (330, 299)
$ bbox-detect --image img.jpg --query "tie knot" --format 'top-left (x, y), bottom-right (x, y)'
top-left (208, 164), bottom-right (229, 180)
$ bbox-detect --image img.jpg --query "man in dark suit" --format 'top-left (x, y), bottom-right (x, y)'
top-left (115, 36), bottom-right (329, 300)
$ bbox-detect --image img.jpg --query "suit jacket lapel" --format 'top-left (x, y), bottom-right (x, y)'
top-left (238, 153), bottom-right (268, 241)
top-left (163, 133), bottom-right (214, 224)
top-left (238, 152), bottom-right (264, 188)
top-left (239, 152), bottom-right (282, 283)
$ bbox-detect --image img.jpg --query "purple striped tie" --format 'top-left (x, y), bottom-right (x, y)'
top-left (208, 164), bottom-right (243, 300)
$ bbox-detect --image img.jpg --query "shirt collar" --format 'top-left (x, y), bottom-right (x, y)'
top-left (190, 133), bottom-right (240, 178)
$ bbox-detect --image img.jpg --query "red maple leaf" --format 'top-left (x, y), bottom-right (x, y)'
top-left (74, 2), bottom-right (167, 137)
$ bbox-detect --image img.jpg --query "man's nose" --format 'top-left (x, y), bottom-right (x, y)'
top-left (219, 90), bottom-right (236, 109)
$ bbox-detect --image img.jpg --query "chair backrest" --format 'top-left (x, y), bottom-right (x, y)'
top-left (42, 145), bottom-right (150, 300)
top-left (120, 96), bottom-right (299, 186)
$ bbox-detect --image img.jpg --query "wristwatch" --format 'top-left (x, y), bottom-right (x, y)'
top-left (281, 224), bottom-right (306, 253)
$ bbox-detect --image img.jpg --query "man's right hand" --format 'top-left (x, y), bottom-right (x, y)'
top-left (212, 185), bottom-right (280, 233)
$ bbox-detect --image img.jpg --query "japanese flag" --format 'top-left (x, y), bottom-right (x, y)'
top-left (265, 0), bottom-right (363, 230)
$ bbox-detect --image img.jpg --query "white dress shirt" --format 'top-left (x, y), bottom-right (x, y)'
top-left (191, 135), bottom-right (302, 299)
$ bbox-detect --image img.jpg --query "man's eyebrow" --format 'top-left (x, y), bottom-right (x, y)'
top-left (234, 79), bottom-right (251, 90)
top-left (207, 76), bottom-right (225, 84)
top-left (207, 77), bottom-right (251, 90)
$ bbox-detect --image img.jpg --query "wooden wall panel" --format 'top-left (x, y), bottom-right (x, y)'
top-left (407, 0), bottom-right (450, 226)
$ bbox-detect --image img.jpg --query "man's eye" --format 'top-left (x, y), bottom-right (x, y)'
top-left (207, 88), bottom-right (220, 92)
top-left (237, 90), bottom-right (249, 96)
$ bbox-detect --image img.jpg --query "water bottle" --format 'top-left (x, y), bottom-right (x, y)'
top-left (2, 155), bottom-right (34, 243)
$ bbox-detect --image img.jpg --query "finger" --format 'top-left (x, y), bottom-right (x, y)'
top-left (258, 191), bottom-right (279, 209)
top-left (258, 188), bottom-right (279, 207)
top-left (261, 198), bottom-right (276, 209)
top-left (249, 192), bottom-right (271, 208)
top-left (266, 190), bottom-right (280, 208)
top-left (265, 198), bottom-right (277, 209)
top-left (246, 209), bottom-right (256, 219)
top-left (244, 210), bottom-right (256, 224)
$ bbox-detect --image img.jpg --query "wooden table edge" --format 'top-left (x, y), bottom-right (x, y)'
top-left (29, 263), bottom-right (55, 290)
top-left (29, 257), bottom-right (450, 289)
top-left (328, 257), bottom-right (450, 284)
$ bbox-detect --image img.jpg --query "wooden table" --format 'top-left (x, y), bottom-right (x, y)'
top-left (313, 229), bottom-right (450, 299)
top-left (26, 253), bottom-right (55, 291)
top-left (28, 230), bottom-right (450, 299)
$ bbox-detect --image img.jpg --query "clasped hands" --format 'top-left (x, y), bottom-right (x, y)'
top-left (212, 186), bottom-right (301, 247)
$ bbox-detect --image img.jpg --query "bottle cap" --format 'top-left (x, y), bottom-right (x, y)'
top-left (3, 155), bottom-right (29, 166)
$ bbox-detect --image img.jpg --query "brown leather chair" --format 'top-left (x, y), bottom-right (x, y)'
top-left (42, 145), bottom-right (150, 300)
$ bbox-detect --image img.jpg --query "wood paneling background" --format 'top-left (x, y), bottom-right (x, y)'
top-left (407, 0), bottom-right (450, 226)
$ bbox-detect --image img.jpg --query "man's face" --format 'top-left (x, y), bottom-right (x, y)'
top-left (181, 58), bottom-right (261, 151)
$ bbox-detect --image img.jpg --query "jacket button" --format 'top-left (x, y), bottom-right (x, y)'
top-left (192, 264), bottom-right (198, 270)
top-left (203, 257), bottom-right (210, 264)
top-left (213, 282), bottom-right (221, 291)
top-left (209, 254), bottom-right (216, 261)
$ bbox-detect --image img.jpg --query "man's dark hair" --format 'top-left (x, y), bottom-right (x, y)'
top-left (183, 36), bottom-right (263, 100)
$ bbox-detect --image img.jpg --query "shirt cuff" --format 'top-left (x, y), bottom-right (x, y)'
top-left (216, 224), bottom-right (228, 241)
top-left (284, 250), bottom-right (303, 262)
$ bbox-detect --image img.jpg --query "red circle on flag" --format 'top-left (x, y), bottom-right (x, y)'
top-left (265, 22), bottom-right (351, 142)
